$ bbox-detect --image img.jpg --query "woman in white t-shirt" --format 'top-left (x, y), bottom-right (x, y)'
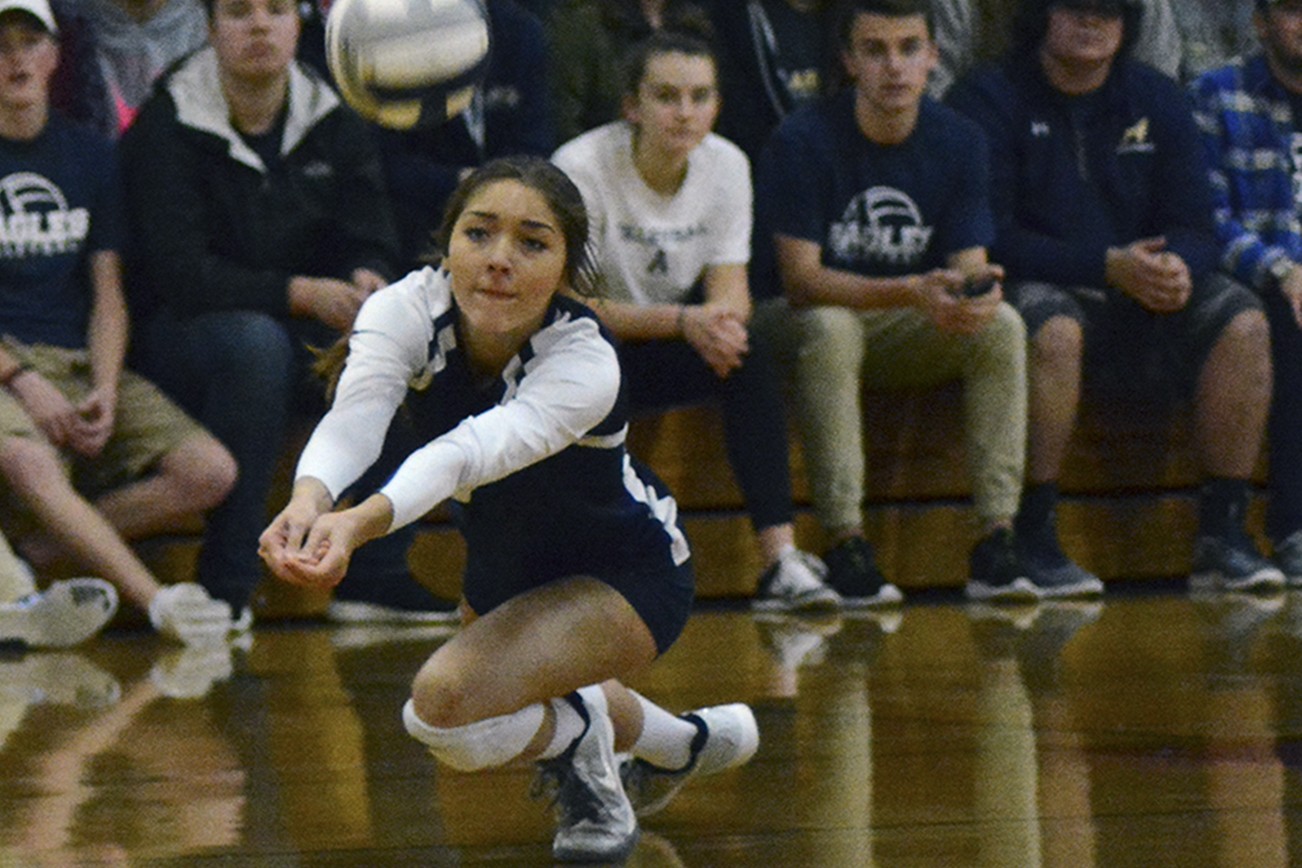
top-left (552, 30), bottom-right (839, 614)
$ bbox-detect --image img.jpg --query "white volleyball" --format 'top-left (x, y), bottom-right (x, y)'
top-left (325, 0), bottom-right (490, 130)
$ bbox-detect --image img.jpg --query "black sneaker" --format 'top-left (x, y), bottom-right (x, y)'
top-left (966, 528), bottom-right (1039, 602)
top-left (1017, 530), bottom-right (1104, 599)
top-left (822, 537), bottom-right (903, 608)
top-left (1190, 531), bottom-right (1286, 593)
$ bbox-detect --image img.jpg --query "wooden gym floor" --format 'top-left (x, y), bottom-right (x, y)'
top-left (5, 582), bottom-right (1302, 866)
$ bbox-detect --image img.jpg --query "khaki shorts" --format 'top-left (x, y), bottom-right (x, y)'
top-left (0, 338), bottom-right (206, 514)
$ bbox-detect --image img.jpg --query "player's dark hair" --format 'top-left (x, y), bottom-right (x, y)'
top-left (836, 0), bottom-right (935, 45)
top-left (432, 155), bottom-right (595, 297)
top-left (621, 29), bottom-right (719, 98)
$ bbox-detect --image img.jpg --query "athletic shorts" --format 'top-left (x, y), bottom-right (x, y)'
top-left (1008, 272), bottom-right (1261, 397)
top-left (0, 338), bottom-right (206, 508)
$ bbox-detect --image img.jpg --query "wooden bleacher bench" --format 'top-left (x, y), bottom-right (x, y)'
top-left (137, 383), bottom-right (1269, 620)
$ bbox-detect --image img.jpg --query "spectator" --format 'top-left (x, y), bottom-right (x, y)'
top-left (81, 0), bottom-right (207, 135)
top-left (120, 0), bottom-right (441, 625)
top-left (379, 0), bottom-right (553, 272)
top-left (552, 31), bottom-right (840, 612)
top-left (1187, 0), bottom-right (1302, 584)
top-left (948, 0), bottom-right (1280, 594)
top-left (707, 0), bottom-right (836, 162)
top-left (930, 0), bottom-right (1181, 97)
top-left (545, 0), bottom-right (710, 144)
top-left (1177, 0), bottom-right (1259, 82)
top-left (0, 0), bottom-right (238, 643)
top-left (752, 0), bottom-right (1034, 604)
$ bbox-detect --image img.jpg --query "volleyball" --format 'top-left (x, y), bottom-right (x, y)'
top-left (325, 0), bottom-right (491, 130)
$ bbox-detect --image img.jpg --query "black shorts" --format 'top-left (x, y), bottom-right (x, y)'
top-left (1009, 272), bottom-right (1262, 397)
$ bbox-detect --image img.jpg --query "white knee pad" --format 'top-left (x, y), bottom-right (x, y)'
top-left (402, 699), bottom-right (545, 772)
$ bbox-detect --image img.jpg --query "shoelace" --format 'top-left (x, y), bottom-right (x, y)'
top-left (532, 756), bottom-right (605, 825)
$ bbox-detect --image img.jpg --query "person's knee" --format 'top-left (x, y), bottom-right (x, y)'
top-left (1029, 314), bottom-right (1082, 373)
top-left (0, 436), bottom-right (64, 492)
top-left (402, 698), bottom-right (544, 772)
top-left (410, 659), bottom-right (477, 728)
top-left (1218, 307), bottom-right (1271, 357)
top-left (168, 434), bottom-right (238, 511)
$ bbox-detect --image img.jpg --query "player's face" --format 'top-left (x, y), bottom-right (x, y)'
top-left (447, 179), bottom-right (568, 351)
top-left (841, 14), bottom-right (937, 116)
top-left (210, 0), bottom-right (300, 84)
top-left (0, 16), bottom-right (56, 113)
top-left (1041, 6), bottom-right (1124, 69)
top-left (1259, 1), bottom-right (1302, 77)
top-left (625, 51), bottom-right (720, 159)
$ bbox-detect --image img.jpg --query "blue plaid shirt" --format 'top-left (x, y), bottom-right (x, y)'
top-left (1189, 54), bottom-right (1302, 293)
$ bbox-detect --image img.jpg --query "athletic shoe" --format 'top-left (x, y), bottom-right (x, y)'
top-left (966, 528), bottom-right (1039, 603)
top-left (822, 537), bottom-right (903, 608)
top-left (1017, 533), bottom-right (1105, 599)
top-left (0, 578), bottom-right (118, 648)
top-left (1189, 532), bottom-right (1286, 593)
top-left (620, 703), bottom-right (760, 818)
top-left (148, 583), bottom-right (234, 645)
top-left (1274, 530), bottom-right (1302, 587)
top-left (752, 549), bottom-right (841, 613)
top-left (535, 697), bottom-right (639, 863)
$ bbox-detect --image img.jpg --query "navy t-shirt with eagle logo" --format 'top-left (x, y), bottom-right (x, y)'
top-left (0, 113), bottom-right (124, 349)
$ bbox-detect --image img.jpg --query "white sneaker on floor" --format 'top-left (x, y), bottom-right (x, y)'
top-left (0, 578), bottom-right (118, 648)
top-left (752, 549), bottom-right (842, 613)
top-left (621, 703), bottom-right (760, 817)
top-left (535, 693), bottom-right (639, 863)
top-left (149, 583), bottom-right (233, 645)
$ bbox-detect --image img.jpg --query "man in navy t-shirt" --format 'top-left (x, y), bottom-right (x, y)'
top-left (0, 0), bottom-right (239, 645)
top-left (753, 0), bottom-right (1041, 604)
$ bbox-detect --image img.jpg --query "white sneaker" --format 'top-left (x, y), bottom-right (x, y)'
top-left (148, 583), bottom-right (233, 645)
top-left (752, 549), bottom-right (842, 613)
top-left (621, 703), bottom-right (760, 817)
top-left (536, 693), bottom-right (639, 863)
top-left (0, 578), bottom-right (118, 648)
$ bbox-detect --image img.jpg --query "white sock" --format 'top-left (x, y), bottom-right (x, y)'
top-left (538, 692), bottom-right (592, 760)
top-left (629, 690), bottom-right (699, 771)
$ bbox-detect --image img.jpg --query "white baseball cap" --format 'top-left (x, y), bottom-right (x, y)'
top-left (0, 0), bottom-right (57, 34)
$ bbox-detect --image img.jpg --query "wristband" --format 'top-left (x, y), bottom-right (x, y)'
top-left (0, 363), bottom-right (30, 387)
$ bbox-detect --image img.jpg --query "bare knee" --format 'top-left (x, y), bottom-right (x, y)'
top-left (163, 435), bottom-right (237, 511)
top-left (1215, 308), bottom-right (1271, 360)
top-left (410, 658), bottom-right (478, 728)
top-left (1031, 316), bottom-right (1083, 375)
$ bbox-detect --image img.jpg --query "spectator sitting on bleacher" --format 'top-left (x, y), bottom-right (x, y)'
top-left (81, 0), bottom-right (206, 136)
top-left (545, 0), bottom-right (711, 144)
top-left (947, 0), bottom-right (1281, 594)
top-left (929, 0), bottom-right (1181, 97)
top-left (1187, 0), bottom-right (1302, 585)
top-left (0, 0), bottom-right (239, 644)
top-left (752, 0), bottom-right (1034, 605)
top-left (119, 0), bottom-right (448, 626)
top-left (707, 0), bottom-right (836, 163)
top-left (551, 30), bottom-right (841, 613)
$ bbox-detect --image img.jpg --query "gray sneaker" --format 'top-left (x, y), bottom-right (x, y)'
top-left (535, 696), bottom-right (638, 863)
top-left (1274, 530), bottom-right (1302, 586)
top-left (1190, 533), bottom-right (1286, 593)
top-left (620, 703), bottom-right (759, 817)
top-left (752, 549), bottom-right (842, 613)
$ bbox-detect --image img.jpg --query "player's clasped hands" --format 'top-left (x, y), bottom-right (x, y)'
top-left (1107, 237), bottom-right (1192, 314)
top-left (258, 478), bottom-right (357, 590)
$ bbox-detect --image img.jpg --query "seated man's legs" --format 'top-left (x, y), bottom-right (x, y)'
top-left (618, 333), bottom-right (841, 612)
top-left (140, 309), bottom-right (300, 613)
top-left (1264, 289), bottom-right (1302, 580)
top-left (1184, 273), bottom-right (1280, 591)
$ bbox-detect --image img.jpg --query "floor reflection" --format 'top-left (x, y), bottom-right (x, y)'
top-left (4, 590), bottom-right (1302, 864)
